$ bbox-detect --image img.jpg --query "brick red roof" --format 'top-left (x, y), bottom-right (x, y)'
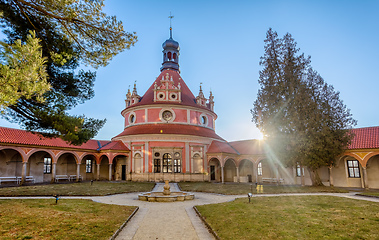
top-left (207, 141), bottom-right (238, 154)
top-left (125, 70), bottom-right (211, 111)
top-left (208, 139), bottom-right (265, 155)
top-left (113, 124), bottom-right (224, 141)
top-left (229, 139), bottom-right (265, 155)
top-left (0, 127), bottom-right (129, 151)
top-left (348, 126), bottom-right (379, 149)
top-left (99, 140), bottom-right (129, 151)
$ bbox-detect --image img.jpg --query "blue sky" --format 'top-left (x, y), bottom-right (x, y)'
top-left (1, 0), bottom-right (379, 142)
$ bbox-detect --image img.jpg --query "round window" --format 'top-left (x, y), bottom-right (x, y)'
top-left (154, 152), bottom-right (160, 157)
top-left (174, 152), bottom-right (180, 158)
top-left (162, 110), bottom-right (173, 121)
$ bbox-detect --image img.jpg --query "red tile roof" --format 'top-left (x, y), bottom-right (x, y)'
top-left (113, 124), bottom-right (224, 141)
top-left (208, 139), bottom-right (265, 155)
top-left (229, 139), bottom-right (265, 155)
top-left (126, 70), bottom-right (212, 111)
top-left (99, 140), bottom-right (129, 151)
top-left (348, 126), bottom-right (379, 149)
top-left (0, 127), bottom-right (129, 151)
top-left (207, 141), bottom-right (238, 154)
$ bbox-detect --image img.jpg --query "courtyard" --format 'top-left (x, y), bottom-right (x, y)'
top-left (0, 181), bottom-right (378, 239)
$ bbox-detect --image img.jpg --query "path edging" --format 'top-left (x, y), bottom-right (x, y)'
top-left (193, 206), bottom-right (221, 240)
top-left (109, 206), bottom-right (139, 240)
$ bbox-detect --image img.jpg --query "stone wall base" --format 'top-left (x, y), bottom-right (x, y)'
top-left (127, 173), bottom-right (209, 182)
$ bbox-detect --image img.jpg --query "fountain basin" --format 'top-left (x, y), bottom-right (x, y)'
top-left (138, 191), bottom-right (195, 202)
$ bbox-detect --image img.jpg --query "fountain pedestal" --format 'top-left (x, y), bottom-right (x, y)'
top-left (138, 181), bottom-right (195, 202)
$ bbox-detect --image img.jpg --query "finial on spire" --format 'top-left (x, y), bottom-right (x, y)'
top-left (169, 12), bottom-right (174, 39)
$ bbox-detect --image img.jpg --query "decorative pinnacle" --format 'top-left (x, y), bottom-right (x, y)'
top-left (169, 12), bottom-right (174, 39)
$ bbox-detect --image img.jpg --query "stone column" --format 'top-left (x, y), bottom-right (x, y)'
top-left (109, 163), bottom-right (113, 181)
top-left (76, 163), bottom-right (80, 182)
top-left (328, 166), bottom-right (334, 187)
top-left (236, 166), bottom-right (240, 183)
top-left (221, 166), bottom-right (224, 183)
top-left (97, 164), bottom-right (100, 180)
top-left (254, 162), bottom-right (258, 183)
top-left (362, 167), bottom-right (368, 189)
top-left (21, 162), bottom-right (27, 184)
top-left (51, 162), bottom-right (57, 183)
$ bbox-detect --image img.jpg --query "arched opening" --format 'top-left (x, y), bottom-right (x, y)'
top-left (209, 158), bottom-right (221, 182)
top-left (167, 51), bottom-right (172, 60)
top-left (0, 149), bottom-right (23, 180)
top-left (134, 153), bottom-right (142, 174)
top-left (173, 52), bottom-right (177, 60)
top-left (239, 159), bottom-right (254, 182)
top-left (193, 153), bottom-right (203, 173)
top-left (366, 154), bottom-right (379, 188)
top-left (333, 156), bottom-right (363, 188)
top-left (257, 159), bottom-right (275, 183)
top-left (56, 153), bottom-right (77, 179)
top-left (224, 159), bottom-right (237, 182)
top-left (113, 155), bottom-right (128, 180)
top-left (28, 151), bottom-right (53, 183)
top-left (99, 155), bottom-right (109, 180)
top-left (81, 154), bottom-right (96, 181)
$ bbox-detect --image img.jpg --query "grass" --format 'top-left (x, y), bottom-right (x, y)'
top-left (357, 192), bottom-right (379, 197)
top-left (178, 182), bottom-right (348, 195)
top-left (196, 196), bottom-right (379, 240)
top-left (0, 181), bottom-right (155, 196)
top-left (0, 199), bottom-right (136, 240)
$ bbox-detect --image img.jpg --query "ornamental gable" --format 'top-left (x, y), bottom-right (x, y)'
top-left (153, 73), bottom-right (182, 103)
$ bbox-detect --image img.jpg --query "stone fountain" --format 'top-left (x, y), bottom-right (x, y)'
top-left (138, 180), bottom-right (195, 202)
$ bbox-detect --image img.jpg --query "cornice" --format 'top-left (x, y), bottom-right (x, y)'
top-left (113, 134), bottom-right (217, 145)
top-left (121, 104), bottom-right (217, 119)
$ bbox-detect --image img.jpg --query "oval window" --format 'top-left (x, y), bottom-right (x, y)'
top-left (130, 114), bottom-right (135, 123)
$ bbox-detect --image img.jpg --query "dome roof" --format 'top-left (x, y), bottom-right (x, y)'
top-left (122, 70), bottom-right (213, 111)
top-left (162, 38), bottom-right (179, 50)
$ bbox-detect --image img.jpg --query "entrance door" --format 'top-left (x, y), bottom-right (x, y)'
top-left (210, 165), bottom-right (216, 181)
top-left (121, 165), bottom-right (126, 180)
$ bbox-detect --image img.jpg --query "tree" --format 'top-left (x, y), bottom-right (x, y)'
top-left (0, 0), bottom-right (137, 144)
top-left (0, 30), bottom-right (50, 109)
top-left (252, 28), bottom-right (356, 186)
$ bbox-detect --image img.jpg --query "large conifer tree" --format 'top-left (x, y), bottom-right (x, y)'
top-left (252, 28), bottom-right (356, 185)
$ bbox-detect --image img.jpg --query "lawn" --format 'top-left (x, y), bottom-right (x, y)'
top-left (0, 199), bottom-right (136, 240)
top-left (178, 182), bottom-right (348, 195)
top-left (0, 181), bottom-right (155, 196)
top-left (358, 192), bottom-right (379, 197)
top-left (196, 196), bottom-right (379, 240)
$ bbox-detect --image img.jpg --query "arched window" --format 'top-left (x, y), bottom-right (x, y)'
top-left (134, 153), bottom-right (142, 173)
top-left (173, 53), bottom-right (177, 60)
top-left (162, 153), bottom-right (172, 173)
top-left (257, 162), bottom-right (263, 176)
top-left (167, 52), bottom-right (172, 60)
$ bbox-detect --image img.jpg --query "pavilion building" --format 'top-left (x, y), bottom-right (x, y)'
top-left (0, 29), bottom-right (379, 189)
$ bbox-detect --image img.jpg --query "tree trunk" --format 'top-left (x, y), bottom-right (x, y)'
top-left (309, 168), bottom-right (324, 186)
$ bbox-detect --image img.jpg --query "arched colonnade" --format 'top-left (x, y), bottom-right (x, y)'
top-left (0, 146), bottom-right (128, 184)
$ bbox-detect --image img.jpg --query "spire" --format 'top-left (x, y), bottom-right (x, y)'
top-left (161, 13), bottom-right (180, 72)
top-left (169, 12), bottom-right (174, 39)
